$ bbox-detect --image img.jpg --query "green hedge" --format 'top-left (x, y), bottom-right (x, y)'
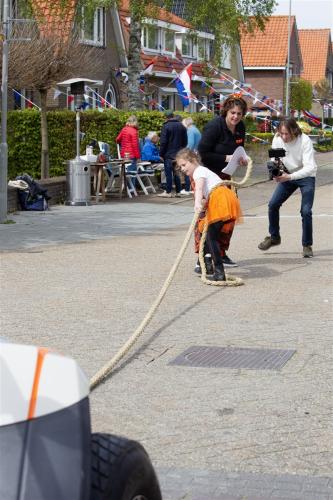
top-left (6, 109), bottom-right (213, 180)
top-left (7, 109), bottom-right (330, 180)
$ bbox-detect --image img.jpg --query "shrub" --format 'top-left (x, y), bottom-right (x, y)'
top-left (6, 109), bottom-right (214, 179)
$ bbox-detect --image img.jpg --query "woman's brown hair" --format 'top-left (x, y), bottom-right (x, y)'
top-left (277, 117), bottom-right (302, 140)
top-left (221, 95), bottom-right (247, 117)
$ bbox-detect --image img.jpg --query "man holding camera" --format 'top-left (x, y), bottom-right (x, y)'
top-left (258, 117), bottom-right (317, 258)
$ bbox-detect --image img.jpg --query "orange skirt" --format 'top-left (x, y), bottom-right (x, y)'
top-left (198, 185), bottom-right (242, 234)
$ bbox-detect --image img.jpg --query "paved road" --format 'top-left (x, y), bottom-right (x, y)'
top-left (1, 151), bottom-right (332, 499)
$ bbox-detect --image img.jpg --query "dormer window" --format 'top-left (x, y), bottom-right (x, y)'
top-left (164, 30), bottom-right (175, 53)
top-left (198, 38), bottom-right (211, 60)
top-left (182, 35), bottom-right (196, 58)
top-left (80, 7), bottom-right (105, 46)
top-left (142, 25), bottom-right (159, 51)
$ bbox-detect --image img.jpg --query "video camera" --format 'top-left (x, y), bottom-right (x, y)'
top-left (267, 148), bottom-right (288, 180)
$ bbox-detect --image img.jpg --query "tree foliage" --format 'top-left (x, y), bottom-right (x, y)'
top-left (290, 77), bottom-right (313, 114)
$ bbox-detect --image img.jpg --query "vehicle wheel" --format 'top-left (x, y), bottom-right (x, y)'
top-left (90, 433), bottom-right (162, 500)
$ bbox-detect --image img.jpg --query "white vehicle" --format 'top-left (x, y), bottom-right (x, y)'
top-left (0, 342), bottom-right (162, 500)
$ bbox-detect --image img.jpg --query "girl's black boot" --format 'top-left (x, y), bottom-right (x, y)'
top-left (209, 264), bottom-right (226, 282)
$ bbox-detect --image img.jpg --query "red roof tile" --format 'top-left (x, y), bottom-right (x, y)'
top-left (31, 0), bottom-right (77, 39)
top-left (298, 29), bottom-right (332, 84)
top-left (241, 16), bottom-right (296, 67)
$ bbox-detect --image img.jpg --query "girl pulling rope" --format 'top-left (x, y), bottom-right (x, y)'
top-left (175, 148), bottom-right (243, 282)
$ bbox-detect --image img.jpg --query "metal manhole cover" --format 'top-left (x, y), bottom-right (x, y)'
top-left (169, 346), bottom-right (296, 370)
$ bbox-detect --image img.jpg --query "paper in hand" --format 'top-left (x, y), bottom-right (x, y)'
top-left (222, 146), bottom-right (248, 175)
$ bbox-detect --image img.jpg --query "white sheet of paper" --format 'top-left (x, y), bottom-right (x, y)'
top-left (222, 146), bottom-right (248, 175)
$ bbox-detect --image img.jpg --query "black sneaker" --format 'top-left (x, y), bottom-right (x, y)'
top-left (194, 255), bottom-right (214, 275)
top-left (221, 254), bottom-right (238, 267)
top-left (207, 264), bottom-right (226, 282)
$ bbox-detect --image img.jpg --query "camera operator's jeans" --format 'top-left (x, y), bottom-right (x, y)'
top-left (268, 177), bottom-right (315, 246)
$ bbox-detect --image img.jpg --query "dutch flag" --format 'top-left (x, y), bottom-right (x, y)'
top-left (174, 63), bottom-right (192, 107)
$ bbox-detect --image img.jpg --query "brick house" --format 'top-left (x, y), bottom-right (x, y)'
top-left (117, 0), bottom-right (245, 112)
top-left (298, 29), bottom-right (333, 118)
top-left (4, 1), bottom-right (245, 112)
top-left (240, 16), bottom-right (303, 113)
top-left (2, 1), bottom-right (126, 111)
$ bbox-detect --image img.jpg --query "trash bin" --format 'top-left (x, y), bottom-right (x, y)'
top-left (65, 158), bottom-right (91, 206)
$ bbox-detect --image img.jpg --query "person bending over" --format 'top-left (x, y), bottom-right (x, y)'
top-left (198, 95), bottom-right (248, 268)
top-left (258, 117), bottom-right (317, 258)
top-left (176, 148), bottom-right (242, 282)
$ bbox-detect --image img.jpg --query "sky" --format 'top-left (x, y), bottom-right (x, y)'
top-left (272, 0), bottom-right (333, 36)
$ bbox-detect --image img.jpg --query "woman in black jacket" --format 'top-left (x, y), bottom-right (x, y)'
top-left (197, 95), bottom-right (248, 269)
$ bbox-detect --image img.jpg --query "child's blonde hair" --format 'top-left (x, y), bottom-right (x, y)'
top-left (175, 148), bottom-right (201, 169)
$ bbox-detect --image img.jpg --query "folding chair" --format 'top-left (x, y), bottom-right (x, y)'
top-left (136, 162), bottom-right (156, 194)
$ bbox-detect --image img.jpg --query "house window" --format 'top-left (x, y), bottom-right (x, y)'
top-left (163, 30), bottom-right (175, 53)
top-left (142, 25), bottom-right (159, 51)
top-left (160, 93), bottom-right (175, 110)
top-left (220, 44), bottom-right (231, 69)
top-left (197, 38), bottom-right (210, 60)
top-left (105, 84), bottom-right (117, 108)
top-left (85, 87), bottom-right (101, 109)
top-left (81, 7), bottom-right (105, 46)
top-left (182, 35), bottom-right (195, 58)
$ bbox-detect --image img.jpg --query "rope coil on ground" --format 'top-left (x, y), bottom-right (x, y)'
top-left (199, 158), bottom-right (253, 287)
top-left (90, 158), bottom-right (253, 389)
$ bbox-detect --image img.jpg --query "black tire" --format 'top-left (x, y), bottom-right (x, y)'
top-left (90, 433), bottom-right (162, 500)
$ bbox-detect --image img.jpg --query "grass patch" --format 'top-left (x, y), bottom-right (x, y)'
top-left (1, 219), bottom-right (16, 224)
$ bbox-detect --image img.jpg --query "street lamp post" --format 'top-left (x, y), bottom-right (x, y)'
top-left (0, 0), bottom-right (9, 222)
top-left (285, 0), bottom-right (292, 116)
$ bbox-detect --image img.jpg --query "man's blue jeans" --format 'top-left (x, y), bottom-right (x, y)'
top-left (268, 176), bottom-right (315, 246)
top-left (164, 158), bottom-right (181, 194)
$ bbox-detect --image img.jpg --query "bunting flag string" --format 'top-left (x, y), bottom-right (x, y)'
top-left (206, 63), bottom-right (283, 115)
top-left (11, 88), bottom-right (41, 110)
top-left (85, 86), bottom-right (118, 110)
top-left (147, 81), bottom-right (210, 112)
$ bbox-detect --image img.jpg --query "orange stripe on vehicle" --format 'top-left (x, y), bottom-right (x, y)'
top-left (27, 348), bottom-right (49, 420)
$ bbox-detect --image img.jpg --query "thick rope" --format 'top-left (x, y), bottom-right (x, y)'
top-left (90, 210), bottom-right (199, 390)
top-left (90, 158), bottom-right (253, 389)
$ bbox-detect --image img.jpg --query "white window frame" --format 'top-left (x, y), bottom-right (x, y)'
top-left (197, 37), bottom-right (211, 61)
top-left (163, 29), bottom-right (175, 54)
top-left (182, 34), bottom-right (196, 58)
top-left (105, 84), bottom-right (117, 108)
top-left (142, 24), bottom-right (160, 52)
top-left (220, 44), bottom-right (231, 69)
top-left (159, 90), bottom-right (176, 111)
top-left (80, 7), bottom-right (105, 46)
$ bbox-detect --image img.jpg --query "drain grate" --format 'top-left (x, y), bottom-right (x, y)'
top-left (169, 346), bottom-right (296, 370)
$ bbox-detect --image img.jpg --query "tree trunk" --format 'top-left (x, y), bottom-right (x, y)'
top-left (39, 88), bottom-right (49, 179)
top-left (127, 8), bottom-right (144, 110)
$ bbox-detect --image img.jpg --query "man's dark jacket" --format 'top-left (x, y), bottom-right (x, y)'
top-left (198, 116), bottom-right (245, 176)
top-left (159, 118), bottom-right (188, 159)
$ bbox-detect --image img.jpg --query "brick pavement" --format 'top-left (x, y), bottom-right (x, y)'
top-left (0, 152), bottom-right (332, 499)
